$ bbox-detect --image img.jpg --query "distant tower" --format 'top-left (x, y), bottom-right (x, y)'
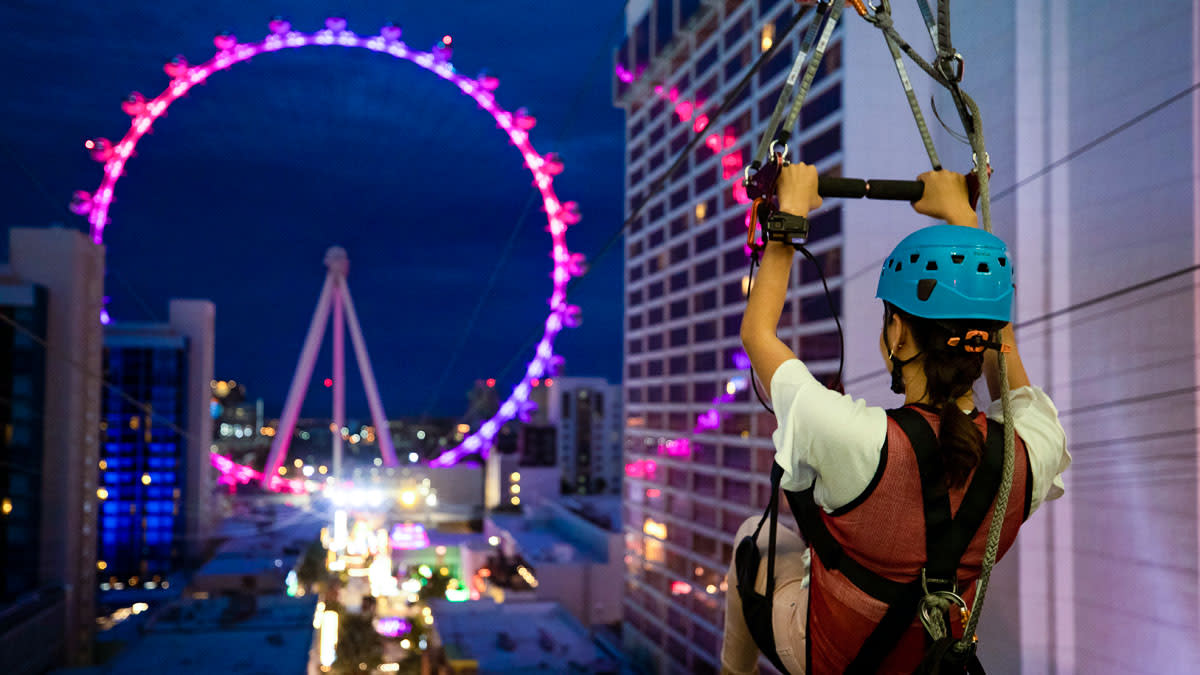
top-left (260, 247), bottom-right (398, 486)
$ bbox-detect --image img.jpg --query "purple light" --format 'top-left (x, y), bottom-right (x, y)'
top-left (210, 452), bottom-right (305, 494)
top-left (657, 438), bottom-right (692, 457)
top-left (77, 17), bottom-right (580, 474)
top-left (732, 350), bottom-right (751, 370)
top-left (374, 616), bottom-right (413, 637)
top-left (390, 522), bottom-right (429, 550)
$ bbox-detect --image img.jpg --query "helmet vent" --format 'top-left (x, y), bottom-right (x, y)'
top-left (910, 254), bottom-right (920, 263)
top-left (925, 261), bottom-right (938, 271)
top-left (998, 257), bottom-right (1007, 267)
top-left (977, 262), bottom-right (990, 273)
top-left (887, 258), bottom-right (894, 269)
top-left (951, 254), bottom-right (965, 264)
top-left (917, 279), bottom-right (937, 301)
top-left (894, 262), bottom-right (903, 272)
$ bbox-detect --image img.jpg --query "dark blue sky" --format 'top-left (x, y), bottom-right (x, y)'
top-left (0, 1), bottom-right (627, 418)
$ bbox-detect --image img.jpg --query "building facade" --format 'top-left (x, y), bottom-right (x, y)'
top-left (547, 377), bottom-right (623, 495)
top-left (99, 300), bottom-right (215, 592)
top-left (615, 1), bottom-right (848, 672)
top-left (3, 227), bottom-right (105, 666)
top-left (0, 280), bottom-right (47, 603)
top-left (618, 1), bottom-right (1200, 673)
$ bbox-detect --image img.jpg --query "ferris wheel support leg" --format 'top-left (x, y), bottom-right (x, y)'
top-left (261, 272), bottom-right (335, 486)
top-left (338, 281), bottom-right (400, 467)
top-left (332, 285), bottom-right (346, 482)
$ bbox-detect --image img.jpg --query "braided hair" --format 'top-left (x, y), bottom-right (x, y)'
top-left (885, 304), bottom-right (1005, 489)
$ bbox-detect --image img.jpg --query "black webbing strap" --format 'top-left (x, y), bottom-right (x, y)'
top-left (891, 407), bottom-right (954, 584)
top-left (785, 407), bottom-right (1006, 674)
top-left (734, 462), bottom-right (789, 672)
top-left (787, 487), bottom-right (911, 606)
top-left (930, 417), bottom-right (1005, 584)
top-left (849, 409), bottom-right (1005, 674)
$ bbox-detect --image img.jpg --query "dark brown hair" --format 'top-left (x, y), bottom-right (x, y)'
top-left (885, 304), bottom-right (1004, 488)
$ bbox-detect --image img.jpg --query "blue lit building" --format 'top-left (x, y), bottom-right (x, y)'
top-left (99, 325), bottom-right (189, 588)
top-left (98, 300), bottom-right (215, 590)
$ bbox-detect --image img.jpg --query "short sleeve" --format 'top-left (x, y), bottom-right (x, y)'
top-left (769, 359), bottom-right (889, 510)
top-left (986, 385), bottom-right (1070, 514)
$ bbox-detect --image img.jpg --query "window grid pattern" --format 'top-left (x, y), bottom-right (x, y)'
top-left (98, 345), bottom-right (188, 588)
top-left (618, 1), bottom-right (844, 671)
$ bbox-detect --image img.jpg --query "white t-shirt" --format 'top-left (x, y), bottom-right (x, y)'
top-left (769, 358), bottom-right (1071, 514)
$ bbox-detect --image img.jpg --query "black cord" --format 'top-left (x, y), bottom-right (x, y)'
top-left (490, 9), bottom-right (811, 392)
top-left (743, 238), bottom-right (846, 417)
top-left (746, 254), bottom-right (775, 415)
top-left (796, 242), bottom-right (844, 393)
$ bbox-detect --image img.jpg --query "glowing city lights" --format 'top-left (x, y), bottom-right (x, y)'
top-left (75, 17), bottom-right (580, 476)
top-left (374, 616), bottom-right (412, 637)
top-left (97, 488), bottom-right (109, 500)
top-left (319, 610), bottom-right (339, 668)
top-left (761, 22), bottom-right (776, 52)
top-left (488, 536), bottom-right (500, 547)
top-left (516, 565), bottom-right (539, 589)
top-left (643, 518), bottom-right (668, 540)
top-left (389, 522), bottom-right (430, 550)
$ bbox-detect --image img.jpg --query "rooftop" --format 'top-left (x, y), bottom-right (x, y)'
top-left (489, 513), bottom-right (606, 565)
top-left (430, 600), bottom-right (632, 674)
top-left (56, 594), bottom-right (317, 675)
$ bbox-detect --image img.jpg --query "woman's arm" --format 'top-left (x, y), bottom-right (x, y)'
top-left (910, 170), bottom-right (1032, 397)
top-left (741, 163), bottom-right (822, 393)
top-left (983, 324), bottom-right (1032, 399)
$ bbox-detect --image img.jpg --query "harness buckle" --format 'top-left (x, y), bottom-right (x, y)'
top-left (920, 567), bottom-right (958, 595)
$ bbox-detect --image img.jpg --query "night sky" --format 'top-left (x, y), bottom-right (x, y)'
top-left (0, 1), bottom-right (627, 418)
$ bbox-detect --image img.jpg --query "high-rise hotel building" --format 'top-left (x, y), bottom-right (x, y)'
top-left (614, 1), bottom-right (845, 672)
top-left (612, 1), bottom-right (949, 672)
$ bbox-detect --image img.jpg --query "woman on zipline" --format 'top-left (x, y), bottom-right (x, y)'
top-left (723, 163), bottom-right (1070, 673)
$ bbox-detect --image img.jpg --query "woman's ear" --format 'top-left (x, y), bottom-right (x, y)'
top-left (887, 312), bottom-right (904, 352)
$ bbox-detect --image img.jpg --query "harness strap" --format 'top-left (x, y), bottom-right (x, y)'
top-left (751, 1), bottom-right (832, 169)
top-left (931, 416), bottom-right (1005, 584)
top-left (786, 407), bottom-right (1005, 674)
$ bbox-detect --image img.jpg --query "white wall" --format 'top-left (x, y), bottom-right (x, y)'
top-left (169, 299), bottom-right (216, 562)
top-left (844, 2), bottom-right (1200, 671)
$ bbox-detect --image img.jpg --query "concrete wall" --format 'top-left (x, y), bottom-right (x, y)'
top-left (0, 589), bottom-right (66, 675)
top-left (10, 227), bottom-right (103, 665)
top-left (169, 299), bottom-right (216, 563)
top-left (844, 2), bottom-right (1200, 671)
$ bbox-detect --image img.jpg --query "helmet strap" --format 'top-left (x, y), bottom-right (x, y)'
top-left (889, 351), bottom-right (921, 394)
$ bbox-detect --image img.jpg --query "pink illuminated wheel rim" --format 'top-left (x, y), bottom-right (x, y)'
top-left (75, 17), bottom-right (584, 477)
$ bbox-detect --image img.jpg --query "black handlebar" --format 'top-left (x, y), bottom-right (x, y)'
top-left (817, 176), bottom-right (925, 202)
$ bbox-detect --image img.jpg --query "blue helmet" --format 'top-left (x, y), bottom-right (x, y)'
top-left (876, 225), bottom-right (1013, 322)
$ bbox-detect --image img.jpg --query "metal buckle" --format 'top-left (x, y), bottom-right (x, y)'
top-left (920, 567), bottom-right (958, 595)
top-left (769, 141), bottom-right (790, 164)
top-left (939, 52), bottom-right (964, 82)
top-left (919, 589), bottom-right (970, 628)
